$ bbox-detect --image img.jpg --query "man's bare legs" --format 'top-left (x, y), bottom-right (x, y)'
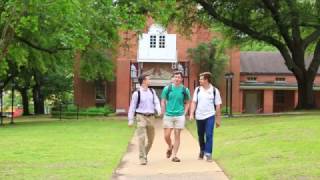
top-left (172, 129), bottom-right (181, 158)
top-left (164, 128), bottom-right (182, 161)
top-left (164, 128), bottom-right (173, 158)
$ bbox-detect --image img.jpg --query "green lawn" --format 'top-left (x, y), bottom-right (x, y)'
top-left (187, 114), bottom-right (320, 180)
top-left (0, 116), bottom-right (134, 180)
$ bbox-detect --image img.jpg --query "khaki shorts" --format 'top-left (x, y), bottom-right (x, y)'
top-left (163, 115), bottom-right (185, 129)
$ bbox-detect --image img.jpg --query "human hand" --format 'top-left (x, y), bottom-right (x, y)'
top-left (189, 115), bottom-right (194, 121)
top-left (215, 116), bottom-right (221, 128)
top-left (128, 120), bottom-right (134, 127)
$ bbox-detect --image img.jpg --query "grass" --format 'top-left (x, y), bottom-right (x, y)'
top-left (0, 116), bottom-right (134, 180)
top-left (187, 114), bottom-right (320, 180)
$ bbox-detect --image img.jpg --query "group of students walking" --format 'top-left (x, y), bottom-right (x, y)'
top-left (128, 71), bottom-right (222, 165)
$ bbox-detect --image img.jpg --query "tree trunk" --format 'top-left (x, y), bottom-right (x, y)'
top-left (19, 88), bottom-right (30, 115)
top-left (295, 73), bottom-right (316, 109)
top-left (33, 84), bottom-right (45, 114)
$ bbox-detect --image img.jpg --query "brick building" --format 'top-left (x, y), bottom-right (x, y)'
top-left (74, 20), bottom-right (320, 114)
top-left (233, 52), bottom-right (320, 113)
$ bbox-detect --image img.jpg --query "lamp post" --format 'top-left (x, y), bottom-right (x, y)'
top-left (224, 72), bottom-right (234, 117)
top-left (224, 74), bottom-right (229, 116)
top-left (0, 81), bottom-right (3, 126)
top-left (10, 78), bottom-right (14, 124)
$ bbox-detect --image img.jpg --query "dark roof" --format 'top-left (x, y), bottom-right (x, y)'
top-left (240, 51), bottom-right (320, 74)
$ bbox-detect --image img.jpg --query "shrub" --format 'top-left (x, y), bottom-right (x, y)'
top-left (51, 104), bottom-right (114, 118)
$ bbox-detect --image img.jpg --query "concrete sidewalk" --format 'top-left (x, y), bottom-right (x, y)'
top-left (112, 119), bottom-right (229, 180)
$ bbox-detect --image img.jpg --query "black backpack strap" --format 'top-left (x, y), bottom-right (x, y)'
top-left (195, 86), bottom-right (200, 112)
top-left (150, 88), bottom-right (155, 107)
top-left (213, 87), bottom-right (216, 110)
top-left (182, 87), bottom-right (187, 100)
top-left (166, 84), bottom-right (172, 100)
top-left (136, 90), bottom-right (140, 109)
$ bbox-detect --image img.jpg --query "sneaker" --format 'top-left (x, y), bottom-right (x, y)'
top-left (172, 157), bottom-right (181, 162)
top-left (198, 152), bottom-right (204, 160)
top-left (140, 158), bottom-right (147, 165)
top-left (205, 155), bottom-right (213, 162)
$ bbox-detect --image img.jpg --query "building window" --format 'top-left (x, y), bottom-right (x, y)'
top-left (159, 35), bottom-right (165, 48)
top-left (275, 77), bottom-right (286, 82)
top-left (150, 35), bottom-right (156, 48)
top-left (247, 76), bottom-right (257, 82)
top-left (95, 81), bottom-right (106, 107)
top-left (275, 92), bottom-right (285, 104)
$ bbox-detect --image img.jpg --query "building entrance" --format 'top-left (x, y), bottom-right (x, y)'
top-left (150, 86), bottom-right (165, 99)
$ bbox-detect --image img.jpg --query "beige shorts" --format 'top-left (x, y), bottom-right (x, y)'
top-left (163, 115), bottom-right (185, 129)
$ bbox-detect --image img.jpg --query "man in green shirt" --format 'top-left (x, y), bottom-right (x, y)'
top-left (161, 71), bottom-right (191, 162)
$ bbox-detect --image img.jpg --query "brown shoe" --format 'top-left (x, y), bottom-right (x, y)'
top-left (166, 146), bottom-right (173, 158)
top-left (198, 152), bottom-right (204, 160)
top-left (172, 157), bottom-right (181, 162)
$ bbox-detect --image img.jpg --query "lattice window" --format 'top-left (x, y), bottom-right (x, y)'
top-left (247, 76), bottom-right (257, 82)
top-left (275, 77), bottom-right (286, 82)
top-left (159, 35), bottom-right (165, 48)
top-left (150, 35), bottom-right (156, 48)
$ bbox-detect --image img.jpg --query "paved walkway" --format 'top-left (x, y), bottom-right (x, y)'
top-left (112, 119), bottom-right (229, 180)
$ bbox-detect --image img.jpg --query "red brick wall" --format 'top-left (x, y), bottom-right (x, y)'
top-left (115, 59), bottom-right (131, 114)
top-left (229, 49), bottom-right (241, 113)
top-left (314, 91), bottom-right (320, 108)
top-left (73, 54), bottom-right (96, 108)
top-left (240, 74), bottom-right (298, 83)
top-left (240, 74), bottom-right (320, 85)
top-left (263, 90), bottom-right (274, 113)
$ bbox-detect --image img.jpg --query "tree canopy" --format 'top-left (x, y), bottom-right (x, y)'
top-left (138, 0), bottom-right (320, 109)
top-left (0, 0), bottom-right (147, 114)
top-left (188, 39), bottom-right (228, 84)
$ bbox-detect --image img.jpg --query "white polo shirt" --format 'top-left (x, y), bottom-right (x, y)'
top-left (192, 84), bottom-right (222, 120)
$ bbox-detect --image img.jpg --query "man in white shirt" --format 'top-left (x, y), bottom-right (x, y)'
top-left (190, 72), bottom-right (222, 162)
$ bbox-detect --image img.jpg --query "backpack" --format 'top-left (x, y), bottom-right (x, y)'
top-left (135, 88), bottom-right (155, 109)
top-left (166, 84), bottom-right (188, 102)
top-left (195, 86), bottom-right (217, 112)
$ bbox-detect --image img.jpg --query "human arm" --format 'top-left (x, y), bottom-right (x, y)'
top-left (184, 88), bottom-right (191, 116)
top-left (189, 101), bottom-right (196, 120)
top-left (161, 99), bottom-right (166, 117)
top-left (189, 87), bottom-right (198, 120)
top-left (215, 104), bottom-right (221, 128)
top-left (160, 86), bottom-right (168, 117)
top-left (214, 89), bottom-right (222, 128)
top-left (128, 92), bottom-right (138, 127)
top-left (153, 90), bottom-right (162, 116)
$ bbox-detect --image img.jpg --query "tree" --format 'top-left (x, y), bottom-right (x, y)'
top-left (163, 0), bottom-right (320, 110)
top-left (188, 39), bottom-right (228, 84)
top-left (0, 0), bottom-right (160, 116)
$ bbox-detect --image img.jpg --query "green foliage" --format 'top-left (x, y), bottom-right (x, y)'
top-left (80, 49), bottom-right (115, 81)
top-left (188, 39), bottom-right (228, 84)
top-left (1, 0), bottom-right (149, 112)
top-left (221, 106), bottom-right (230, 114)
top-left (2, 90), bottom-right (22, 108)
top-left (239, 41), bottom-right (277, 51)
top-left (51, 105), bottom-right (114, 118)
top-left (0, 0), bottom-right (130, 82)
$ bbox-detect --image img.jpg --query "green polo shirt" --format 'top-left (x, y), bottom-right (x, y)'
top-left (161, 84), bottom-right (191, 116)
